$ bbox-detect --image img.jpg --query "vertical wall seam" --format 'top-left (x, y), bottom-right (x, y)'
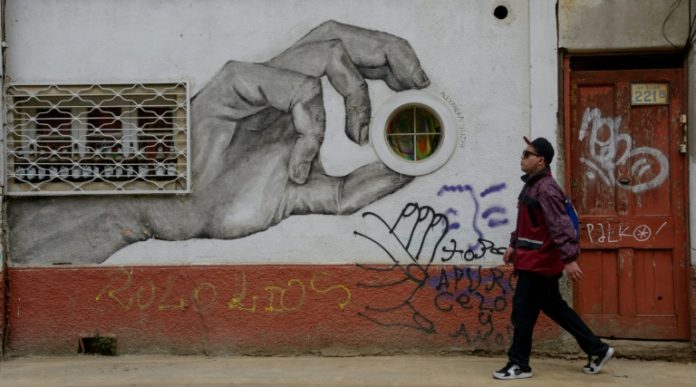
top-left (1, 0), bottom-right (9, 358)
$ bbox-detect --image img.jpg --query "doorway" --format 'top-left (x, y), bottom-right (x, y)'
top-left (563, 54), bottom-right (690, 339)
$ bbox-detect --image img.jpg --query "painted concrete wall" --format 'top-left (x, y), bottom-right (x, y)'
top-left (5, 0), bottom-right (545, 267)
top-left (1, 0), bottom-right (571, 355)
top-left (558, 0), bottom-right (690, 51)
top-left (6, 265), bottom-right (563, 355)
top-left (5, 0), bottom-right (695, 356)
top-left (1, 1), bottom-right (5, 354)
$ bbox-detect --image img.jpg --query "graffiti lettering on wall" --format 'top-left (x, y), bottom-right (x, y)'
top-left (95, 268), bottom-right (351, 313)
top-left (354, 200), bottom-right (512, 342)
top-left (356, 198), bottom-right (507, 266)
top-left (432, 266), bottom-right (513, 344)
top-left (437, 182), bottom-right (509, 259)
top-left (579, 107), bottom-right (668, 193)
top-left (586, 220), bottom-right (668, 244)
top-left (356, 259), bottom-right (513, 343)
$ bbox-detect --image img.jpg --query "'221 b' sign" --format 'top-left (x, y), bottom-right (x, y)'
top-left (631, 83), bottom-right (668, 106)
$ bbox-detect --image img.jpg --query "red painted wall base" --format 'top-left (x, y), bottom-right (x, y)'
top-left (1, 269), bottom-right (4, 354)
top-left (6, 265), bottom-right (561, 355)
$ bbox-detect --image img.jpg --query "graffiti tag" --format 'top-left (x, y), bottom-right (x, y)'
top-left (586, 220), bottom-right (668, 244)
top-left (579, 107), bottom-right (668, 193)
top-left (96, 268), bottom-right (351, 314)
top-left (354, 201), bottom-right (513, 342)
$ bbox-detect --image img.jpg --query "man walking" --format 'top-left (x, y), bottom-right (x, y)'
top-left (492, 137), bottom-right (614, 380)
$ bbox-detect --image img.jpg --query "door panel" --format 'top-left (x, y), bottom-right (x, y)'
top-left (566, 66), bottom-right (689, 340)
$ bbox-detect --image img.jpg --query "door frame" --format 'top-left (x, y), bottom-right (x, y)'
top-left (561, 52), bottom-right (691, 340)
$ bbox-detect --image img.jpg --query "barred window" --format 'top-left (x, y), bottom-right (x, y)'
top-left (4, 83), bottom-right (189, 195)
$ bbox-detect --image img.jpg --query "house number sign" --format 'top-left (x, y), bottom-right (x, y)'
top-left (631, 83), bottom-right (669, 106)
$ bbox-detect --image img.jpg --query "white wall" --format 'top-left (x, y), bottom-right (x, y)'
top-left (6, 0), bottom-right (556, 266)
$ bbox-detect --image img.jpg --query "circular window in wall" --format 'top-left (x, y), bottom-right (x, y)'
top-left (371, 90), bottom-right (458, 175)
top-left (386, 105), bottom-right (443, 161)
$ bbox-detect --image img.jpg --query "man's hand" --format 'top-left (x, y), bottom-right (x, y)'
top-left (503, 246), bottom-right (515, 265)
top-left (564, 261), bottom-right (584, 281)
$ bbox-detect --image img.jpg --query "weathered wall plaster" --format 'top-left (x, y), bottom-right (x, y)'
top-left (5, 0), bottom-right (548, 267)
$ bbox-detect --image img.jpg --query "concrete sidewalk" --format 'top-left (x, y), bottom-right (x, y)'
top-left (0, 355), bottom-right (694, 387)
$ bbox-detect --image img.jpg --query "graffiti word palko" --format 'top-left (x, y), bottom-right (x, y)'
top-left (95, 268), bottom-right (351, 314)
top-left (586, 221), bottom-right (668, 244)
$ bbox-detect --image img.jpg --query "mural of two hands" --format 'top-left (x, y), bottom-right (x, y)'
top-left (10, 21), bottom-right (431, 264)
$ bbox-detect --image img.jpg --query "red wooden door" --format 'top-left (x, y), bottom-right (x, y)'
top-left (566, 64), bottom-right (689, 339)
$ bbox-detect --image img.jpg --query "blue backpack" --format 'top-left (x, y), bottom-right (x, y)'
top-left (564, 198), bottom-right (580, 241)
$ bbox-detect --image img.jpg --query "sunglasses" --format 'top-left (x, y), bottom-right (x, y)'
top-left (522, 150), bottom-right (540, 158)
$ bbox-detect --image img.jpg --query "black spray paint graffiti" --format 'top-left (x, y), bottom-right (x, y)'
top-left (354, 201), bottom-right (513, 342)
top-left (354, 203), bottom-right (448, 334)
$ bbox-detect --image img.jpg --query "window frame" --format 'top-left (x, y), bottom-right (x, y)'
top-left (3, 82), bottom-right (191, 196)
top-left (370, 90), bottom-right (458, 176)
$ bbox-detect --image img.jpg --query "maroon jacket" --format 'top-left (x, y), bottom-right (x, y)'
top-left (510, 167), bottom-right (579, 276)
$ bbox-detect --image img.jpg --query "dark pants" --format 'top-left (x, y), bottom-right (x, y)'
top-left (508, 270), bottom-right (607, 369)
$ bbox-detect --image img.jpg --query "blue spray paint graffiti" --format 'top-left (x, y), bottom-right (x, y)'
top-left (430, 265), bottom-right (514, 343)
top-left (437, 182), bottom-right (509, 260)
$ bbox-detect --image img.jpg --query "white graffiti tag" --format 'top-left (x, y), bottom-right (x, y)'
top-left (579, 107), bottom-right (668, 193)
top-left (586, 221), bottom-right (668, 244)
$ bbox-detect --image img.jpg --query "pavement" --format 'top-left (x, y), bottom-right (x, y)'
top-left (0, 354), bottom-right (695, 387)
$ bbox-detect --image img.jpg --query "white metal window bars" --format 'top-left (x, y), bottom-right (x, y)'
top-left (3, 83), bottom-right (190, 195)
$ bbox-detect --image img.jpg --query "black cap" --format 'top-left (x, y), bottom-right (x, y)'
top-left (524, 136), bottom-right (554, 164)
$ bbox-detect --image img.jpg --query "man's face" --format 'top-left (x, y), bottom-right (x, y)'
top-left (520, 145), bottom-right (545, 174)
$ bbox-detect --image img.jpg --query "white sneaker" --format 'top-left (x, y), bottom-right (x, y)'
top-left (583, 346), bottom-right (614, 374)
top-left (492, 362), bottom-right (533, 380)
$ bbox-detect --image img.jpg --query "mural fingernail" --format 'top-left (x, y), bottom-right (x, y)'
top-left (359, 124), bottom-right (369, 145)
top-left (415, 70), bottom-right (430, 87)
top-left (291, 161), bottom-right (311, 184)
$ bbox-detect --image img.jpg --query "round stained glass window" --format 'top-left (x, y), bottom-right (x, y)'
top-left (370, 90), bottom-right (458, 176)
top-left (386, 105), bottom-right (443, 161)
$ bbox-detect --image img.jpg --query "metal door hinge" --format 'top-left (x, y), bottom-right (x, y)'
top-left (679, 115), bottom-right (687, 154)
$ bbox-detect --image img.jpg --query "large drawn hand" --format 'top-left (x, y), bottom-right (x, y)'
top-left (9, 21), bottom-right (430, 264)
top-left (191, 20), bottom-right (429, 237)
